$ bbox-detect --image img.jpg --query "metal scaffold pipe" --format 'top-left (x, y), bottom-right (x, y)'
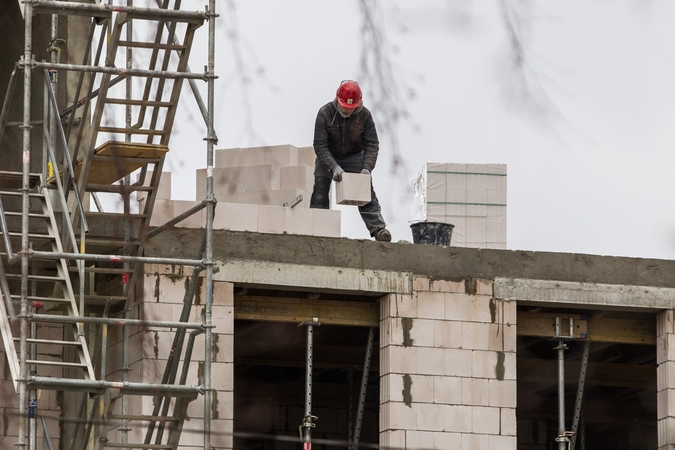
top-left (203, 0), bottom-right (217, 448)
top-left (18, 1), bottom-right (34, 447)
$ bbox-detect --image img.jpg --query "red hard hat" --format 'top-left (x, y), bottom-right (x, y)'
top-left (336, 80), bottom-right (362, 109)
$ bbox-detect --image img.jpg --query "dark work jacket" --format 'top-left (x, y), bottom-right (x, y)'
top-left (312, 98), bottom-right (380, 173)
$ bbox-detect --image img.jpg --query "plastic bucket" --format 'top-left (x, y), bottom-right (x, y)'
top-left (410, 222), bottom-right (454, 246)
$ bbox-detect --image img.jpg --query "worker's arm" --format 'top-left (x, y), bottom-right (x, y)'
top-left (361, 109), bottom-right (380, 172)
top-left (313, 105), bottom-right (339, 171)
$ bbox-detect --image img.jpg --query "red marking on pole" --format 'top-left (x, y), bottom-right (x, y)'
top-left (33, 302), bottom-right (43, 309)
top-left (110, 255), bottom-right (122, 262)
top-left (303, 443), bottom-right (311, 450)
top-left (123, 274), bottom-right (129, 284)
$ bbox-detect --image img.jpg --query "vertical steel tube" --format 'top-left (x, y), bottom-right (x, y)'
top-left (203, 1), bottom-right (217, 449)
top-left (302, 322), bottom-right (316, 448)
top-left (555, 317), bottom-right (567, 450)
top-left (18, 1), bottom-right (33, 447)
top-left (347, 371), bottom-right (354, 445)
top-left (28, 317), bottom-right (36, 450)
top-left (351, 327), bottom-right (375, 450)
top-left (570, 341), bottom-right (591, 450)
top-left (557, 338), bottom-right (566, 450)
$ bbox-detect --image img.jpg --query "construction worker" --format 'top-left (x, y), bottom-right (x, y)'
top-left (310, 80), bottom-right (391, 242)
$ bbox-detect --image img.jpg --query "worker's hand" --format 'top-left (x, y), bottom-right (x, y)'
top-left (360, 169), bottom-right (371, 175)
top-left (332, 165), bottom-right (345, 182)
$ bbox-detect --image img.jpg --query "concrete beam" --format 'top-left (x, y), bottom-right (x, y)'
top-left (214, 258), bottom-right (411, 295)
top-left (496, 277), bottom-right (675, 311)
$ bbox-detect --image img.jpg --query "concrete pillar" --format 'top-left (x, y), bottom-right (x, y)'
top-left (380, 276), bottom-right (517, 450)
top-left (657, 310), bottom-right (675, 450)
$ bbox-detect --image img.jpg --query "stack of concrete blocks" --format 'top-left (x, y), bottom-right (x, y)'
top-left (185, 144), bottom-right (340, 237)
top-left (380, 276), bottom-right (516, 449)
top-left (657, 310), bottom-right (675, 449)
top-left (105, 267), bottom-right (234, 449)
top-left (412, 163), bottom-right (507, 249)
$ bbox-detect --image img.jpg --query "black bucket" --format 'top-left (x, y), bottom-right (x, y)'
top-left (410, 222), bottom-right (454, 246)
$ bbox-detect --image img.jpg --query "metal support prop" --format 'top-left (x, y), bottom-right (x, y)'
top-left (570, 340), bottom-right (591, 450)
top-left (300, 318), bottom-right (320, 449)
top-left (553, 317), bottom-right (574, 450)
top-left (351, 327), bottom-right (375, 450)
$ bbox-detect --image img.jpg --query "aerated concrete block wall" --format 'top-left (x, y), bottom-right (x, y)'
top-left (380, 276), bottom-right (516, 449)
top-left (107, 266), bottom-right (234, 449)
top-left (657, 310), bottom-right (675, 450)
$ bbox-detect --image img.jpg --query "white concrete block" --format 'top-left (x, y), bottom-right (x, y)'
top-left (406, 430), bottom-right (435, 449)
top-left (147, 198), bottom-right (174, 227)
top-left (433, 431), bottom-right (462, 450)
top-left (336, 173), bottom-right (371, 206)
top-left (280, 165), bottom-right (314, 191)
top-left (413, 276), bottom-right (430, 292)
top-left (417, 292), bottom-right (445, 319)
top-left (472, 406), bottom-right (500, 434)
top-left (434, 321), bottom-right (462, 348)
top-left (489, 435), bottom-right (517, 450)
top-left (472, 350), bottom-right (502, 379)
top-left (445, 294), bottom-right (472, 322)
top-left (488, 379), bottom-right (516, 408)
top-left (212, 202), bottom-right (258, 232)
top-left (444, 349), bottom-right (473, 377)
top-left (239, 147), bottom-right (265, 166)
top-left (410, 374), bottom-right (435, 404)
top-left (501, 407), bottom-right (517, 436)
top-left (387, 346), bottom-right (418, 374)
top-left (298, 146), bottom-right (316, 167)
top-left (215, 147), bottom-right (241, 168)
top-left (257, 205), bottom-right (287, 234)
top-left (209, 165), bottom-right (281, 195)
top-left (260, 144), bottom-right (298, 167)
top-left (434, 376), bottom-right (462, 405)
top-left (416, 403), bottom-right (445, 432)
top-left (471, 296), bottom-right (494, 323)
top-left (410, 319), bottom-right (435, 347)
top-left (284, 205), bottom-right (314, 235)
top-left (444, 405), bottom-right (472, 433)
top-left (380, 429), bottom-right (405, 449)
top-left (387, 401), bottom-right (417, 430)
top-left (417, 347), bottom-right (445, 376)
top-left (312, 208), bottom-right (341, 237)
top-left (431, 279), bottom-right (464, 293)
top-left (216, 188), bottom-right (307, 208)
top-left (462, 322), bottom-right (491, 351)
top-left (173, 200), bottom-right (205, 228)
top-left (462, 378), bottom-right (489, 406)
top-left (488, 323), bottom-right (517, 353)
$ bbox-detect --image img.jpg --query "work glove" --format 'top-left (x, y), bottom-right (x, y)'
top-left (360, 169), bottom-right (371, 175)
top-left (332, 165), bottom-right (345, 182)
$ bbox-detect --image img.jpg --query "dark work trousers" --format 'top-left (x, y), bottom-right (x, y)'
top-left (309, 152), bottom-right (387, 236)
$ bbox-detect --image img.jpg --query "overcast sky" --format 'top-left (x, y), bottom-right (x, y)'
top-left (164, 0), bottom-right (675, 260)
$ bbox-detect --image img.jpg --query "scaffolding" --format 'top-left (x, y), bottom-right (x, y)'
top-left (0, 0), bottom-right (218, 448)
